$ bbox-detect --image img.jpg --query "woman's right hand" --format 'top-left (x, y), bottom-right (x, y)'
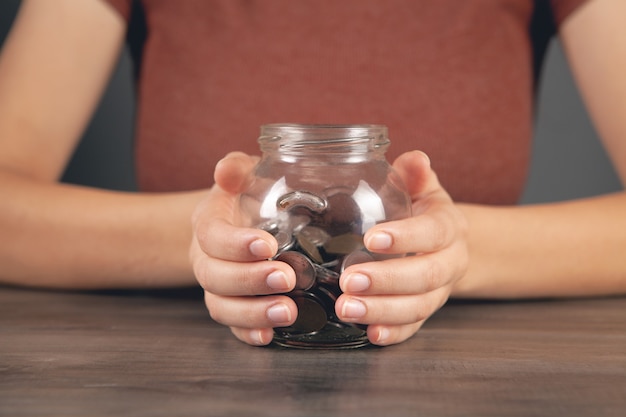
top-left (189, 152), bottom-right (298, 345)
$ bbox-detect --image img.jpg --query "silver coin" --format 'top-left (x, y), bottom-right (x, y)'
top-left (320, 259), bottom-right (340, 270)
top-left (274, 230), bottom-right (295, 253)
top-left (323, 233), bottom-right (364, 255)
top-left (275, 251), bottom-right (316, 291)
top-left (298, 225), bottom-right (331, 246)
top-left (277, 191), bottom-right (327, 213)
top-left (296, 233), bottom-right (324, 264)
top-left (341, 250), bottom-right (376, 273)
top-left (286, 214), bottom-right (311, 234)
top-left (313, 264), bottom-right (340, 287)
top-left (256, 219), bottom-right (280, 235)
top-left (315, 285), bottom-right (340, 313)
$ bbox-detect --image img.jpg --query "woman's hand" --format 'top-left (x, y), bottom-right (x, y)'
top-left (189, 152), bottom-right (298, 346)
top-left (335, 150), bottom-right (470, 346)
top-left (191, 150), bottom-right (469, 347)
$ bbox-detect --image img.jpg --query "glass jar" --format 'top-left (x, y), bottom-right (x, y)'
top-left (238, 124), bottom-right (412, 349)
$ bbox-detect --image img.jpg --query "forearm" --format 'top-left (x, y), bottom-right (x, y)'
top-left (453, 191), bottom-right (626, 299)
top-left (0, 171), bottom-right (206, 289)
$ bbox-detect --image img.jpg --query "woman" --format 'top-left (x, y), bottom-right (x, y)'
top-left (1, 0), bottom-right (624, 347)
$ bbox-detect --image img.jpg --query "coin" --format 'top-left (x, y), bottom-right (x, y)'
top-left (320, 258), bottom-right (340, 270)
top-left (277, 191), bottom-right (327, 213)
top-left (341, 249), bottom-right (376, 272)
top-left (315, 285), bottom-right (341, 316)
top-left (286, 214), bottom-right (311, 234)
top-left (323, 188), bottom-right (362, 234)
top-left (323, 233), bottom-right (364, 255)
top-left (256, 219), bottom-right (280, 235)
top-left (313, 264), bottom-right (340, 287)
top-left (283, 291), bottom-right (328, 334)
top-left (275, 251), bottom-right (316, 291)
top-left (298, 225), bottom-right (331, 246)
top-left (296, 232), bottom-right (324, 264)
top-left (273, 230), bottom-right (295, 253)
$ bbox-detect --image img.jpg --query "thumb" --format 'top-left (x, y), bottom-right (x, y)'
top-left (213, 152), bottom-right (260, 193)
top-left (391, 150), bottom-right (442, 199)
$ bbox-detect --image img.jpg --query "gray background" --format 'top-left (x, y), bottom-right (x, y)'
top-left (1, 1), bottom-right (622, 201)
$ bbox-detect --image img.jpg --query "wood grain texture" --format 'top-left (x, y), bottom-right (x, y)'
top-left (1, 286), bottom-right (624, 417)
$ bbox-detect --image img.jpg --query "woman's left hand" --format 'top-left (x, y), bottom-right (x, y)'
top-left (335, 150), bottom-right (470, 346)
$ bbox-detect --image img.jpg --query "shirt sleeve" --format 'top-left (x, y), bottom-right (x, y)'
top-left (101, 0), bottom-right (132, 21)
top-left (550, 0), bottom-right (590, 26)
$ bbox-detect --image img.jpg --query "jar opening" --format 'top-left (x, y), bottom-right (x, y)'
top-left (259, 124), bottom-right (390, 156)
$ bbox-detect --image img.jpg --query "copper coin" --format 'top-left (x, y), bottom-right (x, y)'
top-left (288, 291), bottom-right (328, 334)
top-left (275, 251), bottom-right (316, 291)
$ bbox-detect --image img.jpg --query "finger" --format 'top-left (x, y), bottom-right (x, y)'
top-left (341, 248), bottom-right (465, 295)
top-left (391, 150), bottom-right (441, 198)
top-left (230, 327), bottom-right (276, 346)
top-left (194, 252), bottom-right (295, 295)
top-left (193, 170), bottom-right (280, 262)
top-left (214, 151), bottom-right (260, 193)
top-left (367, 322), bottom-right (425, 346)
top-left (204, 291), bottom-right (297, 330)
top-left (335, 285), bottom-right (451, 326)
top-left (363, 209), bottom-right (463, 255)
top-left (195, 216), bottom-right (278, 262)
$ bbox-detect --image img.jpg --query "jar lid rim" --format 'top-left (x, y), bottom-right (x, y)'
top-left (260, 123), bottom-right (388, 135)
top-left (258, 124), bottom-right (390, 154)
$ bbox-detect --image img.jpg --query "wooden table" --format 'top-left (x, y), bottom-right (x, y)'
top-left (1, 286), bottom-right (624, 417)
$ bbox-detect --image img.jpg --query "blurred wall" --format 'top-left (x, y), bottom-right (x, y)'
top-left (0, 0), bottom-right (137, 191)
top-left (519, 38), bottom-right (622, 203)
top-left (1, 1), bottom-right (622, 199)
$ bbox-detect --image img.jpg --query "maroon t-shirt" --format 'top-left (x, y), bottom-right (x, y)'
top-left (104, 0), bottom-right (587, 204)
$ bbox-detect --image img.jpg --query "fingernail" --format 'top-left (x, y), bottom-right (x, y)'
top-left (341, 298), bottom-right (367, 319)
top-left (366, 232), bottom-right (393, 250)
top-left (344, 273), bottom-right (371, 293)
top-left (266, 270), bottom-right (290, 291)
top-left (416, 150), bottom-right (431, 167)
top-left (267, 303), bottom-right (292, 325)
top-left (250, 329), bottom-right (266, 345)
top-left (249, 239), bottom-right (273, 258)
top-left (376, 327), bottom-right (390, 344)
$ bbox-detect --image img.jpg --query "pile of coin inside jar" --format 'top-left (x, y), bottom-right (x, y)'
top-left (258, 189), bottom-right (377, 347)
